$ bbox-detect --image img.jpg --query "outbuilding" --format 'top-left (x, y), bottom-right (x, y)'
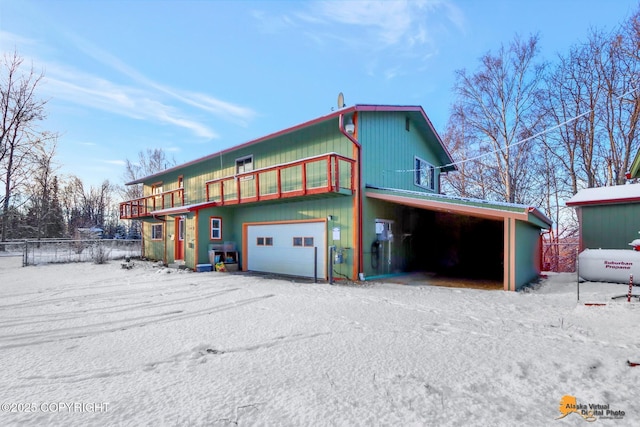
top-left (566, 183), bottom-right (640, 250)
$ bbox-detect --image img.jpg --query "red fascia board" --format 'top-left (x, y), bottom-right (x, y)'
top-left (126, 104), bottom-right (449, 185)
top-left (527, 207), bottom-right (554, 228)
top-left (566, 197), bottom-right (640, 207)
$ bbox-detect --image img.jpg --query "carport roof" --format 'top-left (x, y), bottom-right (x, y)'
top-left (366, 186), bottom-right (552, 229)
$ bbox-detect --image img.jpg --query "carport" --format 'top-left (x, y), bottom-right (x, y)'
top-left (364, 187), bottom-right (553, 291)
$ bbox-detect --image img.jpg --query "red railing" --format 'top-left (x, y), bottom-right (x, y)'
top-left (119, 153), bottom-right (355, 219)
top-left (205, 153), bottom-right (354, 205)
top-left (120, 188), bottom-right (185, 219)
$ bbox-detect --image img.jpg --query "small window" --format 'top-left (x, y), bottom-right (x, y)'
top-left (151, 224), bottom-right (163, 240)
top-left (257, 237), bottom-right (273, 246)
top-left (293, 237), bottom-right (303, 247)
top-left (405, 117), bottom-right (410, 132)
top-left (414, 156), bottom-right (435, 191)
top-left (236, 155), bottom-right (254, 181)
top-left (304, 237), bottom-right (314, 247)
top-left (210, 217), bottom-right (222, 240)
top-left (236, 155), bottom-right (253, 173)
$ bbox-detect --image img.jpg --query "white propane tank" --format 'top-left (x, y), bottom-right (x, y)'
top-left (578, 248), bottom-right (640, 283)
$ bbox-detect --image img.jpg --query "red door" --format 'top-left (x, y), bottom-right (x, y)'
top-left (175, 217), bottom-right (185, 261)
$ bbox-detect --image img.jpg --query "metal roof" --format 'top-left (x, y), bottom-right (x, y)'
top-left (366, 186), bottom-right (553, 229)
top-left (126, 104), bottom-right (456, 185)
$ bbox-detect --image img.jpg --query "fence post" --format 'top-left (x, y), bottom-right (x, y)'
top-left (23, 240), bottom-right (27, 267)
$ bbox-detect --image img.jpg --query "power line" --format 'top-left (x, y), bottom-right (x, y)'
top-left (385, 85), bottom-right (639, 174)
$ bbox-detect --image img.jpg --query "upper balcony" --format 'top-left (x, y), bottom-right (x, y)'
top-left (120, 153), bottom-right (355, 219)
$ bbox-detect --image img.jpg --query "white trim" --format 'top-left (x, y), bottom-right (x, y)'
top-left (414, 156), bottom-right (435, 191)
top-left (151, 223), bottom-right (163, 240)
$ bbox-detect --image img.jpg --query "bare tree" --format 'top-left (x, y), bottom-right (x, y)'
top-left (0, 51), bottom-right (48, 242)
top-left (604, 15), bottom-right (640, 185)
top-left (60, 177), bottom-right (114, 236)
top-left (541, 19), bottom-right (640, 191)
top-left (441, 106), bottom-right (490, 199)
top-left (121, 148), bottom-right (176, 199)
top-left (119, 148), bottom-right (176, 239)
top-left (25, 135), bottom-right (63, 239)
top-left (449, 34), bottom-right (547, 204)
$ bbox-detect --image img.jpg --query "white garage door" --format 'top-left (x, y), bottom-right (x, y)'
top-left (246, 221), bottom-right (326, 279)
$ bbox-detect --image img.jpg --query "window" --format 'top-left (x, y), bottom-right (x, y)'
top-left (210, 217), bottom-right (222, 240)
top-left (256, 237), bottom-right (273, 246)
top-left (414, 156), bottom-right (435, 190)
top-left (152, 183), bottom-right (163, 208)
top-left (152, 183), bottom-right (163, 194)
top-left (151, 224), bottom-right (163, 240)
top-left (293, 237), bottom-right (314, 247)
top-left (178, 176), bottom-right (184, 188)
top-left (236, 155), bottom-right (254, 180)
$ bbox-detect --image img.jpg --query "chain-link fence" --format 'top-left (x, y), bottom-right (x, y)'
top-left (0, 239), bottom-right (141, 266)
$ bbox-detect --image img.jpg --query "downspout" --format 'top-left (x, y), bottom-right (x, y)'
top-left (339, 112), bottom-right (363, 280)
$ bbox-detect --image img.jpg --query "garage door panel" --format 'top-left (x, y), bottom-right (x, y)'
top-left (247, 222), bottom-right (326, 278)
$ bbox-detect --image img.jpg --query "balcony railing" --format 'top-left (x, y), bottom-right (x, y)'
top-left (120, 188), bottom-right (184, 219)
top-left (119, 153), bottom-right (355, 219)
top-left (205, 153), bottom-right (354, 206)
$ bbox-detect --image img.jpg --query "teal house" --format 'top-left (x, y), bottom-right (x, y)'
top-left (120, 105), bottom-right (552, 291)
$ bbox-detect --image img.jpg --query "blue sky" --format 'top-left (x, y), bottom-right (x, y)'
top-left (1, 0), bottom-right (638, 188)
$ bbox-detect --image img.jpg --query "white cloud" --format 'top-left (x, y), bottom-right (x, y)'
top-left (291, 0), bottom-right (465, 79)
top-left (2, 29), bottom-right (255, 139)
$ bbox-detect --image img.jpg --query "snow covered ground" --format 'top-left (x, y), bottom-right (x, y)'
top-left (0, 256), bottom-right (638, 426)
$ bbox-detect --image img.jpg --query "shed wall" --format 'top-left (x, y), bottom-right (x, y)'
top-left (514, 220), bottom-right (542, 290)
top-left (580, 204), bottom-right (640, 249)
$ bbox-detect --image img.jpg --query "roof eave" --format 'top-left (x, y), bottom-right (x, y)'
top-left (126, 104), bottom-right (454, 185)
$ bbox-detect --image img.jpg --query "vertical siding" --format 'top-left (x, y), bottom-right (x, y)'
top-left (515, 220), bottom-right (542, 290)
top-left (143, 220), bottom-right (169, 262)
top-left (135, 116), bottom-right (357, 275)
top-left (359, 111), bottom-right (443, 192)
top-left (581, 204), bottom-right (640, 249)
top-left (141, 119), bottom-right (353, 206)
top-left (193, 196), bottom-right (354, 279)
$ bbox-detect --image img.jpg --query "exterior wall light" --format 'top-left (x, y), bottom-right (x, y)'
top-left (345, 118), bottom-right (355, 134)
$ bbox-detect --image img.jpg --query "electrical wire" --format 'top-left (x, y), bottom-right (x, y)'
top-left (384, 85), bottom-right (639, 174)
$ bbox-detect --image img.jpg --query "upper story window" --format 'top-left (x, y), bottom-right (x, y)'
top-left (178, 176), bottom-right (184, 188)
top-left (151, 182), bottom-right (163, 195)
top-left (414, 156), bottom-right (435, 191)
top-left (236, 155), bottom-right (254, 181)
top-left (236, 155), bottom-right (253, 174)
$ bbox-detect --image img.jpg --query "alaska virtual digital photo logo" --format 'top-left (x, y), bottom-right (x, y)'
top-left (556, 395), bottom-right (626, 422)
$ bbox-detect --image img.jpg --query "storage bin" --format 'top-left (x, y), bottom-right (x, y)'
top-left (196, 263), bottom-right (213, 272)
